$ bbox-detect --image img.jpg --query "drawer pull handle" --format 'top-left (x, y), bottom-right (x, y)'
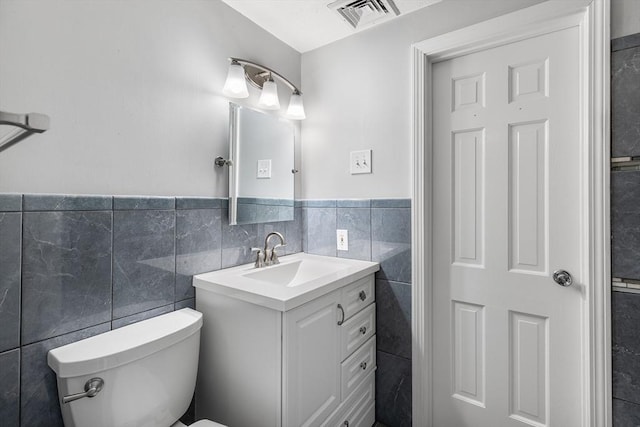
top-left (359, 326), bottom-right (367, 335)
top-left (337, 304), bottom-right (345, 325)
top-left (359, 290), bottom-right (367, 301)
top-left (360, 361), bottom-right (367, 370)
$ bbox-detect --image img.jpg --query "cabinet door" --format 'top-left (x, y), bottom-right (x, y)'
top-left (283, 290), bottom-right (342, 427)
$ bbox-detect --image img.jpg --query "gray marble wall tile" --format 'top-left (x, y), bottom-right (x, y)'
top-left (372, 207), bottom-right (411, 283)
top-left (337, 207), bottom-right (371, 261)
top-left (612, 34), bottom-right (640, 52)
top-left (113, 210), bottom-right (176, 319)
top-left (337, 199), bottom-right (371, 208)
top-left (0, 349), bottom-right (20, 427)
top-left (612, 46), bottom-right (640, 157)
top-left (376, 280), bottom-right (411, 359)
top-left (284, 207), bottom-right (303, 254)
top-left (176, 209), bottom-right (222, 300)
top-left (176, 197), bottom-right (223, 209)
top-left (0, 213), bottom-right (21, 352)
top-left (236, 203), bottom-right (257, 223)
top-left (613, 398), bottom-right (640, 426)
top-left (221, 210), bottom-right (260, 268)
top-left (611, 171), bottom-right (640, 280)
top-left (612, 291), bottom-right (640, 404)
top-left (0, 194), bottom-right (22, 211)
top-left (21, 323), bottom-right (110, 427)
top-left (112, 304), bottom-right (174, 329)
top-left (23, 194), bottom-right (112, 211)
top-left (299, 200), bottom-right (337, 208)
top-left (376, 351), bottom-right (412, 427)
top-left (304, 207), bottom-right (337, 257)
top-left (113, 196), bottom-right (175, 210)
top-left (371, 199), bottom-right (411, 209)
top-left (22, 211), bottom-right (112, 344)
top-left (175, 298), bottom-right (195, 310)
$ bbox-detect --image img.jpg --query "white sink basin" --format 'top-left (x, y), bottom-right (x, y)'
top-left (243, 257), bottom-right (350, 287)
top-left (193, 253), bottom-right (379, 311)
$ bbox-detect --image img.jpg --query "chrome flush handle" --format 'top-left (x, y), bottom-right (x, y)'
top-left (62, 378), bottom-right (104, 404)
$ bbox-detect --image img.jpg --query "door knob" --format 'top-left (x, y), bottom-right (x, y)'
top-left (553, 270), bottom-right (573, 287)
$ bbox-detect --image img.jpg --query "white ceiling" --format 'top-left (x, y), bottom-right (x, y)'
top-left (221, 0), bottom-right (442, 53)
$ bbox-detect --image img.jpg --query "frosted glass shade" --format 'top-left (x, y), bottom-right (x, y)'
top-left (258, 80), bottom-right (280, 110)
top-left (223, 63), bottom-right (249, 98)
top-left (286, 92), bottom-right (306, 120)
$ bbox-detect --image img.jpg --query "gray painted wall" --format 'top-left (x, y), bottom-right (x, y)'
top-left (612, 0), bottom-right (640, 39)
top-left (299, 0), bottom-right (545, 199)
top-left (0, 0), bottom-right (301, 197)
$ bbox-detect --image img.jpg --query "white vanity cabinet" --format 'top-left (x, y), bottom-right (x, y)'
top-left (195, 270), bottom-right (377, 427)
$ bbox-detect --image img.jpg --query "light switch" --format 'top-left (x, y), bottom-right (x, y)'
top-left (337, 229), bottom-right (349, 251)
top-left (257, 159), bottom-right (272, 179)
top-left (350, 150), bottom-right (372, 174)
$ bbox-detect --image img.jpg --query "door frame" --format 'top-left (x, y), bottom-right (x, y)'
top-left (410, 1), bottom-right (611, 426)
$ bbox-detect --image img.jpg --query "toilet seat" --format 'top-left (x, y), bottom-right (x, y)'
top-left (190, 421), bottom-right (227, 427)
top-left (171, 420), bottom-right (227, 427)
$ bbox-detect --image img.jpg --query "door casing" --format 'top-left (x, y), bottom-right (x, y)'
top-left (410, 1), bottom-right (611, 426)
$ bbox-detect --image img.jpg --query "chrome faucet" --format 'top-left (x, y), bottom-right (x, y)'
top-left (252, 231), bottom-right (286, 268)
top-left (264, 231), bottom-right (286, 266)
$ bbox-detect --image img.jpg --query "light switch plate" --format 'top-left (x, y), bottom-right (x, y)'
top-left (350, 150), bottom-right (372, 174)
top-left (337, 229), bottom-right (349, 251)
top-left (257, 159), bottom-right (272, 179)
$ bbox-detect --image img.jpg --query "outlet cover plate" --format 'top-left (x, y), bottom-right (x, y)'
top-left (350, 150), bottom-right (372, 174)
top-left (337, 229), bottom-right (349, 251)
top-left (257, 159), bottom-right (272, 179)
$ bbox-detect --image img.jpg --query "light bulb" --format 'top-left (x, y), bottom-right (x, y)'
top-left (222, 62), bottom-right (249, 98)
top-left (286, 92), bottom-right (305, 120)
top-left (258, 78), bottom-right (280, 110)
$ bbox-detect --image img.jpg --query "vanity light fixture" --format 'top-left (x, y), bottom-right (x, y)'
top-left (222, 58), bottom-right (305, 120)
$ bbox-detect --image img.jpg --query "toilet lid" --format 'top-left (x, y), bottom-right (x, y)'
top-left (190, 421), bottom-right (227, 427)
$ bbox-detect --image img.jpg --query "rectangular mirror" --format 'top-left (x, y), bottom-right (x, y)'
top-left (228, 103), bottom-right (295, 225)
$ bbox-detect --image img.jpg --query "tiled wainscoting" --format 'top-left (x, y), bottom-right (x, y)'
top-left (0, 194), bottom-right (412, 427)
top-left (300, 199), bottom-right (412, 427)
top-left (611, 32), bottom-right (640, 425)
top-left (0, 193), bottom-right (303, 427)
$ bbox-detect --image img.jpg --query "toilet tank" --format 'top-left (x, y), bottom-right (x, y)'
top-left (48, 308), bottom-right (203, 427)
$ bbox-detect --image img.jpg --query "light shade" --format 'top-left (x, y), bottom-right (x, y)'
top-left (286, 92), bottom-right (306, 120)
top-left (258, 78), bottom-right (280, 110)
top-left (223, 62), bottom-right (249, 98)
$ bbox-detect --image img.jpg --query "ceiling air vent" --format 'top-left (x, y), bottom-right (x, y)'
top-left (328, 0), bottom-right (401, 29)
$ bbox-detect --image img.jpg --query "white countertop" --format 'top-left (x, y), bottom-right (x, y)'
top-left (193, 253), bottom-right (380, 311)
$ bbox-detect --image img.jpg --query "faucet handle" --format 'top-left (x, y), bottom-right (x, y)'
top-left (270, 244), bottom-right (286, 265)
top-left (251, 247), bottom-right (264, 268)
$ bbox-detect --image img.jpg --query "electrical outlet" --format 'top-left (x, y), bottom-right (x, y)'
top-left (350, 150), bottom-right (372, 174)
top-left (336, 229), bottom-right (349, 251)
top-left (257, 159), bottom-right (272, 179)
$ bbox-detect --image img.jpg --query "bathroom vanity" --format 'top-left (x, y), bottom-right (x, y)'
top-left (193, 253), bottom-right (379, 427)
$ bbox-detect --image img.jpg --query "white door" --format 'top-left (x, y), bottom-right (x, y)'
top-left (432, 26), bottom-right (583, 426)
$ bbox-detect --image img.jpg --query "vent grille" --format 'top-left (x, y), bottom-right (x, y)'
top-left (328, 0), bottom-right (401, 29)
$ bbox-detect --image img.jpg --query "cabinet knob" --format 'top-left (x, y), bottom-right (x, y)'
top-left (343, 421), bottom-right (349, 427)
top-left (359, 290), bottom-right (367, 301)
top-left (359, 326), bottom-right (367, 335)
top-left (360, 361), bottom-right (367, 370)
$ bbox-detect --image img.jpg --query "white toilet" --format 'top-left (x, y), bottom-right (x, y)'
top-left (47, 308), bottom-right (225, 427)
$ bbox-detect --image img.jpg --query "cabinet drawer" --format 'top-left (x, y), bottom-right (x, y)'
top-left (321, 372), bottom-right (375, 427)
top-left (341, 336), bottom-right (376, 399)
top-left (340, 303), bottom-right (376, 361)
top-left (341, 275), bottom-right (375, 320)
